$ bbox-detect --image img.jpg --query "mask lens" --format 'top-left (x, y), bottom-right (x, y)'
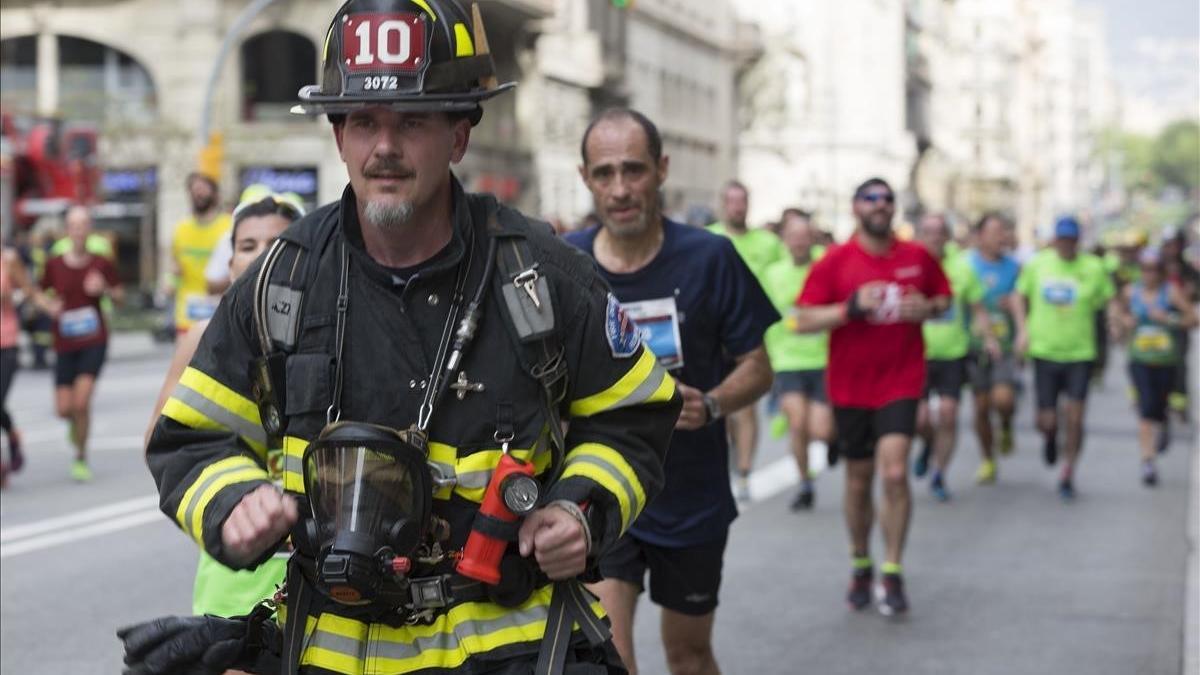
top-left (305, 443), bottom-right (421, 541)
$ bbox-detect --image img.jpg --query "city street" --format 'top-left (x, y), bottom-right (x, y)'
top-left (0, 334), bottom-right (1195, 674)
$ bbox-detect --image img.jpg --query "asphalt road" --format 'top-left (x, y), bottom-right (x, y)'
top-left (0, 335), bottom-right (1195, 674)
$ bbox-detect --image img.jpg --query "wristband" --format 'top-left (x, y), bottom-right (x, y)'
top-left (845, 293), bottom-right (868, 320)
top-left (547, 500), bottom-right (592, 556)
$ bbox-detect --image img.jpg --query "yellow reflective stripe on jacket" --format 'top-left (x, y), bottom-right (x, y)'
top-left (282, 436), bottom-right (308, 493)
top-left (162, 367), bottom-right (268, 458)
top-left (559, 442), bottom-right (646, 532)
top-left (568, 349), bottom-right (674, 418)
top-left (297, 584), bottom-right (606, 674)
top-left (282, 436), bottom-right (553, 502)
top-left (173, 455), bottom-right (268, 544)
top-left (428, 441), bottom-right (553, 503)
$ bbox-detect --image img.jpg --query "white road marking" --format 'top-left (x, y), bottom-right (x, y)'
top-left (1, 494), bottom-right (160, 543)
top-left (0, 508), bottom-right (165, 559)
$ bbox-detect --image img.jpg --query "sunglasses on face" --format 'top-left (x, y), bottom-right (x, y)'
top-left (858, 193), bottom-right (895, 204)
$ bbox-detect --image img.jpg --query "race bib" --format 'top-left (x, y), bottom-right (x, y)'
top-left (988, 310), bottom-right (1011, 340)
top-left (59, 306), bottom-right (101, 339)
top-left (1132, 326), bottom-right (1172, 354)
top-left (622, 297), bottom-right (685, 370)
top-left (1041, 279), bottom-right (1078, 307)
top-left (185, 293), bottom-right (220, 322)
top-left (868, 283), bottom-right (904, 324)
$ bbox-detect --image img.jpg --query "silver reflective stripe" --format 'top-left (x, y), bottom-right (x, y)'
top-left (566, 454), bottom-right (641, 518)
top-left (181, 462), bottom-right (261, 539)
top-left (609, 364), bottom-right (669, 412)
top-left (172, 383), bottom-right (269, 448)
top-left (302, 601), bottom-right (553, 664)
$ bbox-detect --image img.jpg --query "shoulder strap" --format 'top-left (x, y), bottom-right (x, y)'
top-left (479, 199), bottom-right (569, 481)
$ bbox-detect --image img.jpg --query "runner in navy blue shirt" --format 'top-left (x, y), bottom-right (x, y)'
top-left (567, 108), bottom-right (777, 675)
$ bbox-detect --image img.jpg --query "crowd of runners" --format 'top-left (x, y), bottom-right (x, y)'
top-left (1, 101), bottom-right (1197, 675)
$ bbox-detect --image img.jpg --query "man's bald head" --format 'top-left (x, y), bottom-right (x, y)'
top-left (65, 205), bottom-right (93, 252)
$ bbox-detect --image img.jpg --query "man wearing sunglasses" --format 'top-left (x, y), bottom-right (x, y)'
top-left (794, 177), bottom-right (951, 616)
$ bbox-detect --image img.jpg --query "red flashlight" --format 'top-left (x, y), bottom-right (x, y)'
top-left (457, 450), bottom-right (539, 585)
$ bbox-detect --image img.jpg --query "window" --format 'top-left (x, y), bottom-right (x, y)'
top-left (240, 31), bottom-right (316, 122)
top-left (0, 35), bottom-right (156, 122)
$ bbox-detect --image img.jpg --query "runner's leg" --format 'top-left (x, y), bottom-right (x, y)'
top-left (844, 458), bottom-right (874, 559)
top-left (70, 374), bottom-right (97, 463)
top-left (729, 406), bottom-right (758, 498)
top-left (588, 579), bottom-right (641, 675)
top-left (973, 389), bottom-right (994, 462)
top-left (661, 610), bottom-right (719, 675)
top-left (781, 392), bottom-right (810, 481)
top-left (877, 433), bottom-right (913, 566)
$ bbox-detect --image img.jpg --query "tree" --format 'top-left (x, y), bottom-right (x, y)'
top-left (1152, 120), bottom-right (1200, 194)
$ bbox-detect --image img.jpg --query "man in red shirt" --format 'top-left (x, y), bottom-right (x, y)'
top-left (37, 205), bottom-right (123, 482)
top-left (795, 178), bottom-right (951, 616)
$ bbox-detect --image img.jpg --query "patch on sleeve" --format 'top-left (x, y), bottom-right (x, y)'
top-left (605, 293), bottom-right (642, 358)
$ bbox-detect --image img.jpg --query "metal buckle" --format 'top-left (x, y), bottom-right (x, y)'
top-left (409, 576), bottom-right (450, 610)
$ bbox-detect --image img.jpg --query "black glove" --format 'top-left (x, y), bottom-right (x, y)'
top-left (117, 603), bottom-right (279, 675)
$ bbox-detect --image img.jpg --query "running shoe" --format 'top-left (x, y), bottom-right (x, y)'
top-left (930, 474), bottom-right (950, 502)
top-left (735, 476), bottom-right (751, 503)
top-left (998, 427), bottom-right (1013, 456)
top-left (876, 573), bottom-right (908, 617)
top-left (975, 459), bottom-right (997, 485)
top-left (847, 568), bottom-right (873, 611)
top-left (1043, 433), bottom-right (1058, 466)
top-left (913, 443), bottom-right (931, 478)
top-left (70, 460), bottom-right (92, 483)
top-left (1141, 461), bottom-right (1158, 487)
top-left (1057, 477), bottom-right (1075, 501)
top-left (8, 429), bottom-right (24, 472)
top-left (790, 485), bottom-right (814, 511)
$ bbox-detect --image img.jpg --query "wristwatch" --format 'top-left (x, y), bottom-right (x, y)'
top-left (702, 393), bottom-right (722, 424)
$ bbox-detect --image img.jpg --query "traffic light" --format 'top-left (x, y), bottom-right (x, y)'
top-left (611, 0), bottom-right (634, 8)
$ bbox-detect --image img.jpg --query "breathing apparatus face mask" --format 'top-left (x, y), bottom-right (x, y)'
top-left (303, 422), bottom-right (433, 605)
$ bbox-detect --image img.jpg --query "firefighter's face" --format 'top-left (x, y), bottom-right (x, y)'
top-left (579, 117), bottom-right (669, 240)
top-left (229, 213), bottom-right (290, 281)
top-left (334, 107), bottom-right (470, 231)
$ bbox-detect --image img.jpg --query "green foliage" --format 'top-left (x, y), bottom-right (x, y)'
top-left (1151, 120), bottom-right (1200, 193)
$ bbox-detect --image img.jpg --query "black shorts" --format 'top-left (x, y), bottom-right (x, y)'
top-left (54, 343), bottom-right (107, 387)
top-left (776, 369), bottom-right (827, 403)
top-left (1128, 362), bottom-right (1174, 422)
top-left (832, 398), bottom-right (919, 461)
top-left (598, 533), bottom-right (728, 616)
top-left (1032, 359), bottom-right (1090, 410)
top-left (924, 358), bottom-right (966, 400)
top-left (966, 351), bottom-right (1021, 392)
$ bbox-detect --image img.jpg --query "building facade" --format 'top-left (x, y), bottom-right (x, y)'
top-left (734, 0), bottom-right (918, 237)
top-left (1, 0), bottom-right (747, 287)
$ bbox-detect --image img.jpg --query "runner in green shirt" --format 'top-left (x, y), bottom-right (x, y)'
top-left (763, 210), bottom-right (831, 510)
top-left (1014, 216), bottom-right (1116, 500)
top-left (706, 180), bottom-right (784, 501)
top-left (913, 214), bottom-right (997, 501)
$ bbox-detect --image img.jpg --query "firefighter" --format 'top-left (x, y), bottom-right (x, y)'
top-left (123, 1), bottom-right (680, 673)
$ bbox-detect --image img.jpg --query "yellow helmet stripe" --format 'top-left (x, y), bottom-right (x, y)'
top-left (454, 22), bottom-right (475, 56)
top-left (412, 0), bottom-right (437, 20)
